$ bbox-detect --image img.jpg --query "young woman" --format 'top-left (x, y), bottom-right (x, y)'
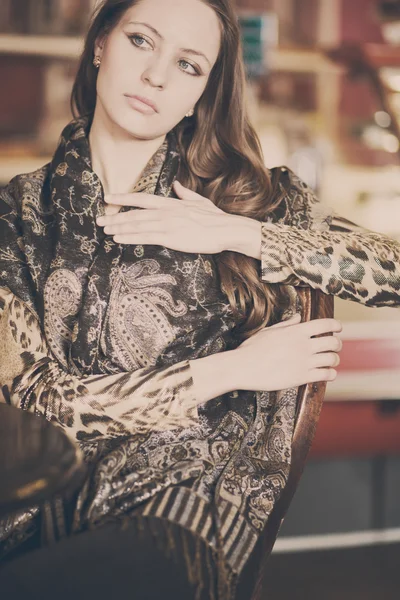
top-left (0, 0), bottom-right (399, 598)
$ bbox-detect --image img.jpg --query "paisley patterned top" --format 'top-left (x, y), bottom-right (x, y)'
top-left (0, 117), bottom-right (399, 589)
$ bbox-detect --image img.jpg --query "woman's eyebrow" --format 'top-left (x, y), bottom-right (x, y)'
top-left (127, 20), bottom-right (211, 66)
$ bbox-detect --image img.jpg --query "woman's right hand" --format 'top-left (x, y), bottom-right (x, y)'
top-left (230, 313), bottom-right (343, 392)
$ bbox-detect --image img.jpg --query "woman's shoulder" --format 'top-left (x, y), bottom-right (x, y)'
top-left (267, 165), bottom-right (333, 232)
top-left (268, 165), bottom-right (317, 202)
top-left (0, 163), bottom-right (51, 210)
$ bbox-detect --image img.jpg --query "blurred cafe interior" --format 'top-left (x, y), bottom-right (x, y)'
top-left (0, 1), bottom-right (399, 598)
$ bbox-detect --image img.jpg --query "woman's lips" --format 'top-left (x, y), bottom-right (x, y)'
top-left (125, 95), bottom-right (157, 115)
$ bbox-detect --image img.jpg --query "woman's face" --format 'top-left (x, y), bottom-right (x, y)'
top-left (94, 0), bottom-right (222, 140)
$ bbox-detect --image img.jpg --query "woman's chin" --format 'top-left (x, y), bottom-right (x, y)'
top-left (112, 115), bottom-right (161, 140)
top-left (101, 104), bottom-right (171, 140)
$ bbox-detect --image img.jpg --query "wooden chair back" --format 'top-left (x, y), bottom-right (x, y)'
top-left (234, 288), bottom-right (335, 600)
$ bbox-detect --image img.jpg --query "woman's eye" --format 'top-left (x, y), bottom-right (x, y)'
top-left (179, 60), bottom-right (200, 76)
top-left (129, 34), bottom-right (151, 49)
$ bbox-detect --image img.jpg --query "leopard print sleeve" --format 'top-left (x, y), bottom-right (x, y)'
top-left (0, 287), bottom-right (200, 443)
top-left (260, 169), bottom-right (400, 307)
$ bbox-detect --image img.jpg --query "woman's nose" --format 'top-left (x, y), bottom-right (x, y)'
top-left (141, 58), bottom-right (168, 89)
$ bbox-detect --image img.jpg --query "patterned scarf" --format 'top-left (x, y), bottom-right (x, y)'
top-left (0, 117), bottom-right (301, 597)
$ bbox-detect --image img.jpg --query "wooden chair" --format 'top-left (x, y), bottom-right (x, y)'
top-left (234, 288), bottom-right (335, 600)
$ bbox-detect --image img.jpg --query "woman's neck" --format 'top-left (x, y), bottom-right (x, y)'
top-left (88, 109), bottom-right (166, 195)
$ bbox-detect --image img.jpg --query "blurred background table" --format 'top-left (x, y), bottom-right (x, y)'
top-left (0, 403), bottom-right (86, 519)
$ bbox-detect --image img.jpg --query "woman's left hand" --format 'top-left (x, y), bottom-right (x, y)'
top-left (96, 180), bottom-right (240, 254)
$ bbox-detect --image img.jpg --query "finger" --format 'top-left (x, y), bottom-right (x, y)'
top-left (102, 204), bottom-right (121, 217)
top-left (311, 335), bottom-right (343, 353)
top-left (312, 352), bottom-right (340, 369)
top-left (97, 210), bottom-right (164, 227)
top-left (113, 233), bottom-right (161, 245)
top-left (105, 193), bottom-right (176, 209)
top-left (308, 368), bottom-right (337, 383)
top-left (104, 221), bottom-right (163, 235)
top-left (267, 313), bottom-right (301, 329)
top-left (302, 318), bottom-right (343, 337)
top-left (173, 180), bottom-right (205, 202)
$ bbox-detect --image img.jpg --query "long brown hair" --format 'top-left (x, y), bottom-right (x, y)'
top-left (71, 0), bottom-right (290, 341)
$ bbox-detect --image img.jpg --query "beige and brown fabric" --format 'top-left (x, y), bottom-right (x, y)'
top-left (0, 116), bottom-right (399, 597)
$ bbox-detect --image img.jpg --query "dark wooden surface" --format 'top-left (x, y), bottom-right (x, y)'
top-left (0, 403), bottom-right (86, 517)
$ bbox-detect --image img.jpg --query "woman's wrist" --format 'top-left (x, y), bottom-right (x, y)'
top-left (188, 349), bottom-right (238, 404)
top-left (225, 215), bottom-right (263, 260)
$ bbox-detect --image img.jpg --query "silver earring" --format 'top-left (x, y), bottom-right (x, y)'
top-left (93, 55), bottom-right (101, 68)
top-left (185, 108), bottom-right (194, 118)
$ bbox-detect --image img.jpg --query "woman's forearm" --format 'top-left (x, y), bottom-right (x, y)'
top-left (0, 288), bottom-right (209, 441)
top-left (188, 349), bottom-right (238, 404)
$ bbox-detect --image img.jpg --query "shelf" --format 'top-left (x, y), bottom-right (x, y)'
top-left (325, 370), bottom-right (400, 401)
top-left (0, 34), bottom-right (83, 58)
top-left (269, 47), bottom-right (343, 74)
